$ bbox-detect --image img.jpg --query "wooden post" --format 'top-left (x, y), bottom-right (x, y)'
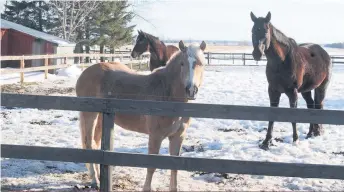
top-left (243, 53), bottom-right (246, 66)
top-left (44, 57), bottom-right (48, 79)
top-left (79, 57), bottom-right (83, 71)
top-left (100, 112), bottom-right (115, 192)
top-left (207, 52), bottom-right (210, 65)
top-left (232, 53), bottom-right (234, 64)
top-left (20, 56), bottom-right (25, 84)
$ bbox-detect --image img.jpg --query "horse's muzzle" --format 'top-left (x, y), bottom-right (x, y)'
top-left (186, 85), bottom-right (198, 100)
top-left (252, 48), bottom-right (263, 61)
top-left (131, 51), bottom-right (138, 58)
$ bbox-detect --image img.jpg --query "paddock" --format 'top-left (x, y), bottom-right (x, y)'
top-left (1, 63), bottom-right (344, 191)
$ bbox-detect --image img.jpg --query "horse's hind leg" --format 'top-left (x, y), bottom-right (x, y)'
top-left (79, 111), bottom-right (100, 188)
top-left (301, 91), bottom-right (315, 139)
top-left (93, 113), bottom-right (103, 181)
top-left (313, 79), bottom-right (329, 136)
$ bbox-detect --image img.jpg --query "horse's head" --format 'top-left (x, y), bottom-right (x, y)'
top-left (178, 40), bottom-right (207, 100)
top-left (250, 11), bottom-right (272, 61)
top-left (131, 30), bottom-right (150, 58)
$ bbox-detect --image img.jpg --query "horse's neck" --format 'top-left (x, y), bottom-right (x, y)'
top-left (265, 32), bottom-right (300, 80)
top-left (148, 56), bottom-right (187, 102)
top-left (149, 40), bottom-right (167, 63)
top-left (265, 26), bottom-right (290, 65)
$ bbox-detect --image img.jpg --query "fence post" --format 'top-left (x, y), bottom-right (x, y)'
top-left (79, 57), bottom-right (83, 71)
top-left (232, 53), bottom-right (234, 64)
top-left (100, 112), bottom-right (115, 192)
top-left (20, 56), bottom-right (25, 84)
top-left (243, 53), bottom-right (246, 66)
top-left (207, 52), bottom-right (210, 65)
top-left (44, 56), bottom-right (48, 79)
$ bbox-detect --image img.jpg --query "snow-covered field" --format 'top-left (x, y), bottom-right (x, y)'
top-left (1, 63), bottom-right (344, 191)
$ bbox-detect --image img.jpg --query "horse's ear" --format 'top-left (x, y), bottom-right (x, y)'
top-left (179, 40), bottom-right (187, 52)
top-left (265, 11), bottom-right (271, 23)
top-left (250, 11), bottom-right (257, 22)
top-left (200, 41), bottom-right (206, 52)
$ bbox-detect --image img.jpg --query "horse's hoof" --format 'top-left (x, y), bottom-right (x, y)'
top-left (90, 182), bottom-right (99, 190)
top-left (313, 129), bottom-right (324, 137)
top-left (292, 140), bottom-right (300, 146)
top-left (306, 133), bottom-right (313, 139)
top-left (259, 143), bottom-right (270, 150)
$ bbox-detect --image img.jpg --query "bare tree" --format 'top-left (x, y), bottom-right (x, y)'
top-left (48, 0), bottom-right (99, 41)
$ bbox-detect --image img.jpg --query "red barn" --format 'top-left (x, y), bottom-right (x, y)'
top-left (1, 19), bottom-right (75, 68)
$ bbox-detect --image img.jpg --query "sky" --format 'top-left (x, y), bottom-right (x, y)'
top-left (130, 0), bottom-right (344, 44)
top-left (1, 0), bottom-right (343, 44)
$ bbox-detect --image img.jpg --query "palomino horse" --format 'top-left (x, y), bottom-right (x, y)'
top-left (76, 40), bottom-right (207, 190)
top-left (131, 30), bottom-right (179, 72)
top-left (250, 12), bottom-right (332, 150)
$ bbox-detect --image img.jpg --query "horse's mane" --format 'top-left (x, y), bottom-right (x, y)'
top-left (140, 31), bottom-right (167, 61)
top-left (270, 24), bottom-right (300, 78)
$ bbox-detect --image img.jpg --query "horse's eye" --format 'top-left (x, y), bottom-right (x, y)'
top-left (181, 62), bottom-right (184, 66)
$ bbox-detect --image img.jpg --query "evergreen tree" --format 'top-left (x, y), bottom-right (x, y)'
top-left (1, 0), bottom-right (51, 32)
top-left (87, 1), bottom-right (136, 61)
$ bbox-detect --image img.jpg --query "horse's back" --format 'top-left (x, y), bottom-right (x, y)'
top-left (166, 45), bottom-right (179, 59)
top-left (76, 62), bottom-right (135, 97)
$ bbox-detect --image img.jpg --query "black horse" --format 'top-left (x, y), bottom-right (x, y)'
top-left (250, 11), bottom-right (332, 150)
top-left (131, 30), bottom-right (179, 72)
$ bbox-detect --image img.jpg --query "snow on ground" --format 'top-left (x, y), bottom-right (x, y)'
top-left (1, 64), bottom-right (344, 191)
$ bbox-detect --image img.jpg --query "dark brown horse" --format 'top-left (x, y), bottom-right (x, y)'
top-left (131, 30), bottom-right (179, 71)
top-left (250, 11), bottom-right (332, 150)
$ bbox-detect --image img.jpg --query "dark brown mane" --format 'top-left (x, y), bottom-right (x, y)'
top-left (132, 30), bottom-right (179, 71)
top-left (270, 24), bottom-right (300, 78)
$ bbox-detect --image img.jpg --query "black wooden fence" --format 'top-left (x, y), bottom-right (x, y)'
top-left (1, 93), bottom-right (344, 191)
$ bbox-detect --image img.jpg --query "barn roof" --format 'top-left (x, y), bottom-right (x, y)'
top-left (1, 19), bottom-right (75, 47)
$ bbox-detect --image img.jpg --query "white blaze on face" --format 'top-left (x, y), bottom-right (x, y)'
top-left (187, 48), bottom-right (196, 87)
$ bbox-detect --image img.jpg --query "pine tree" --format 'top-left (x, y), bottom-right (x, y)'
top-left (88, 1), bottom-right (136, 61)
top-left (1, 0), bottom-right (51, 32)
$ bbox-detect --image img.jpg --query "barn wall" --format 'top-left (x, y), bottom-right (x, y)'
top-left (1, 29), bottom-right (9, 55)
top-left (5, 29), bottom-right (35, 67)
top-left (0, 29), bottom-right (9, 68)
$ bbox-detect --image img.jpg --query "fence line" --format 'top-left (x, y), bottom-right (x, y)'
top-left (2, 144), bottom-right (344, 180)
top-left (0, 52), bottom-right (150, 84)
top-left (2, 93), bottom-right (344, 124)
top-left (204, 52), bottom-right (344, 65)
top-left (0, 52), bottom-right (150, 61)
top-left (1, 51), bottom-right (343, 84)
top-left (1, 93), bottom-right (344, 191)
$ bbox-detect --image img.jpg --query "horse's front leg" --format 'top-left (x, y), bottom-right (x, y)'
top-left (260, 86), bottom-right (281, 150)
top-left (168, 119), bottom-right (189, 191)
top-left (286, 88), bottom-right (299, 143)
top-left (143, 134), bottom-right (163, 192)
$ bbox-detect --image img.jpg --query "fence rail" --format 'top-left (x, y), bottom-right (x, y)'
top-left (1, 93), bottom-right (344, 191)
top-left (0, 52), bottom-right (150, 83)
top-left (2, 144), bottom-right (344, 180)
top-left (203, 52), bottom-right (344, 65)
